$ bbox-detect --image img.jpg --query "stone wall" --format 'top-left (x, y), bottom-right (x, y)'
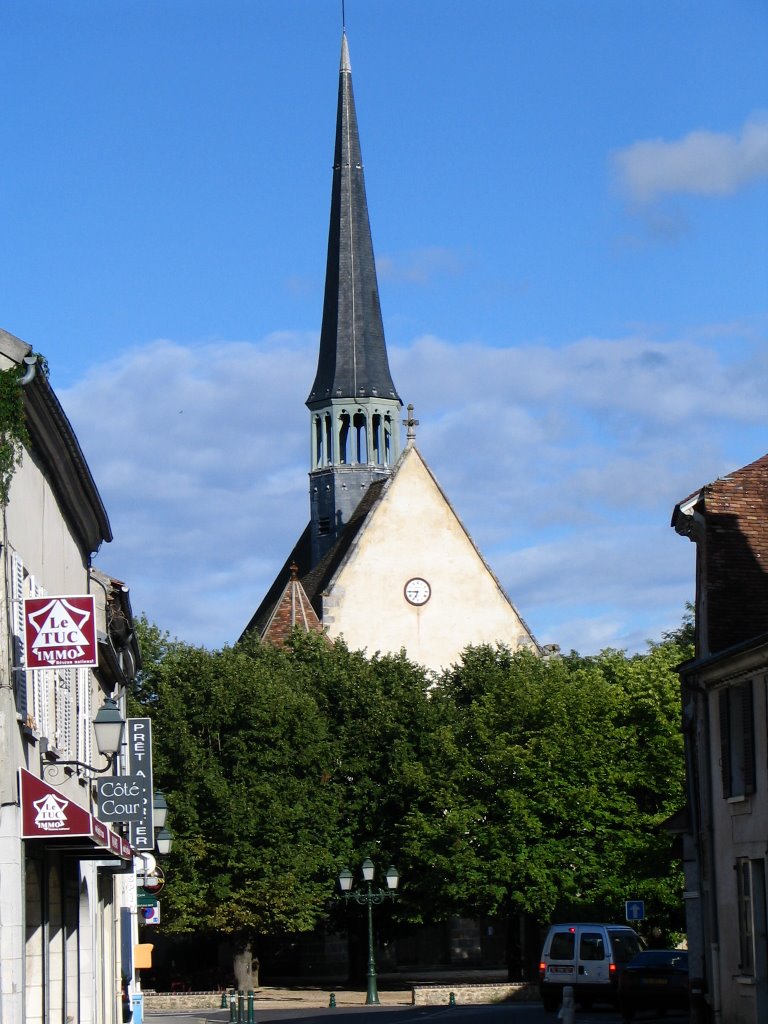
top-left (411, 982), bottom-right (538, 1005)
top-left (142, 992), bottom-right (224, 1012)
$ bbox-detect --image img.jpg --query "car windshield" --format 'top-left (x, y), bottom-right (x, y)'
top-left (630, 950), bottom-right (688, 969)
top-left (608, 930), bottom-right (643, 963)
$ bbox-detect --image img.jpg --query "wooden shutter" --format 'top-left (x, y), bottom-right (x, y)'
top-left (742, 682), bottom-right (756, 796)
top-left (10, 552), bottom-right (28, 721)
top-left (719, 689), bottom-right (732, 798)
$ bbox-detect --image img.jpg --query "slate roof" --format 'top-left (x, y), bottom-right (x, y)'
top-left (239, 479), bottom-right (387, 642)
top-left (306, 33), bottom-right (400, 407)
top-left (673, 452), bottom-right (768, 655)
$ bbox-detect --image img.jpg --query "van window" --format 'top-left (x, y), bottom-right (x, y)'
top-left (580, 933), bottom-right (605, 960)
top-left (608, 930), bottom-right (643, 963)
top-left (549, 932), bottom-right (575, 960)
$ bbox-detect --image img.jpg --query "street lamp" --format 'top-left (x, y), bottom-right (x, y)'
top-left (338, 859), bottom-right (400, 1005)
top-left (155, 827), bottom-right (173, 855)
top-left (152, 791), bottom-right (168, 828)
top-left (41, 696), bottom-right (126, 781)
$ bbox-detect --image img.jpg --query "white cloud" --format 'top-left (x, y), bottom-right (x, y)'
top-left (59, 325), bottom-right (767, 655)
top-left (613, 113), bottom-right (768, 203)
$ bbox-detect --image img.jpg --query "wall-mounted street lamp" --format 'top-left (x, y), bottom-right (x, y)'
top-left (338, 859), bottom-right (400, 1005)
top-left (152, 791), bottom-right (168, 828)
top-left (155, 827), bottom-right (173, 855)
top-left (41, 697), bottom-right (126, 782)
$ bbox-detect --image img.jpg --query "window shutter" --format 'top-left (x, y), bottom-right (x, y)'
top-left (55, 668), bottom-right (74, 757)
top-left (29, 576), bottom-right (49, 739)
top-left (10, 552), bottom-right (28, 721)
top-left (719, 689), bottom-right (731, 798)
top-left (77, 667), bottom-right (93, 769)
top-left (742, 682), bottom-right (756, 796)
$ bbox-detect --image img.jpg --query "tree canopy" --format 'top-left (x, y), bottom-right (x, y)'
top-left (130, 617), bottom-right (690, 966)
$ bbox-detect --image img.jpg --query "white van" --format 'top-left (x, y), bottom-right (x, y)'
top-left (539, 922), bottom-right (643, 1011)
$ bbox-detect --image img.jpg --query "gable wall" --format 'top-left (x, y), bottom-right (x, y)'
top-left (321, 449), bottom-right (533, 672)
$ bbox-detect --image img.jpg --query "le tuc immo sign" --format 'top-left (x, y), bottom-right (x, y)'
top-left (19, 769), bottom-right (131, 859)
top-left (23, 595), bottom-right (98, 669)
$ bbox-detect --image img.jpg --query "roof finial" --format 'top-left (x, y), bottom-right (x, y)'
top-left (403, 403), bottom-right (419, 444)
top-left (341, 0), bottom-right (346, 32)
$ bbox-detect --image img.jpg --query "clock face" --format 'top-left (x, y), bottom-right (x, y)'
top-left (404, 577), bottom-right (431, 606)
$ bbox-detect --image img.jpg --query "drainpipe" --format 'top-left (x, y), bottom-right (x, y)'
top-left (19, 355), bottom-right (38, 386)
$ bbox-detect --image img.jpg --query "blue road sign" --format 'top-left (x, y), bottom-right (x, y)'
top-left (626, 900), bottom-right (645, 921)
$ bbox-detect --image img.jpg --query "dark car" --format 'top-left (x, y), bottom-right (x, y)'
top-left (618, 949), bottom-right (689, 1020)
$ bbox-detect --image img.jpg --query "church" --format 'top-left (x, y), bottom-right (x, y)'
top-left (241, 33), bottom-right (538, 672)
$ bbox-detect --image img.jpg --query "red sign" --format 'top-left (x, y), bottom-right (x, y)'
top-left (23, 595), bottom-right (98, 669)
top-left (19, 769), bottom-right (131, 859)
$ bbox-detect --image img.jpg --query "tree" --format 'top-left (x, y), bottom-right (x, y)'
top-left (397, 637), bottom-right (688, 973)
top-left (131, 624), bottom-right (344, 988)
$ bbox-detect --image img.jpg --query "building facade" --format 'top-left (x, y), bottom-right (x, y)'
top-left (672, 453), bottom-right (768, 1024)
top-left (242, 34), bottom-right (539, 670)
top-left (0, 328), bottom-right (143, 1024)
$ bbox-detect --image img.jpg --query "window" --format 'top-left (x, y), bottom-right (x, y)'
top-left (737, 859), bottom-right (755, 974)
top-left (580, 933), bottom-right (605, 961)
top-left (719, 682), bottom-right (756, 798)
top-left (609, 930), bottom-right (643, 962)
top-left (549, 932), bottom-right (575, 960)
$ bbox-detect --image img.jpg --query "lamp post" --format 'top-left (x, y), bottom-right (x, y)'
top-left (41, 696), bottom-right (126, 781)
top-left (338, 859), bottom-right (399, 1005)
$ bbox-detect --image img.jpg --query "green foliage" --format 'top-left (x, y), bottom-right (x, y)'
top-left (132, 625), bottom-right (343, 940)
top-left (399, 639), bottom-right (688, 940)
top-left (133, 617), bottom-right (689, 949)
top-left (0, 364), bottom-right (30, 506)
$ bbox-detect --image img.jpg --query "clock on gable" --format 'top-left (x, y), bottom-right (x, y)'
top-left (404, 577), bottom-right (431, 606)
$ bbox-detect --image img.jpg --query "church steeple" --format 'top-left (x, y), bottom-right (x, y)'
top-left (307, 32), bottom-right (403, 565)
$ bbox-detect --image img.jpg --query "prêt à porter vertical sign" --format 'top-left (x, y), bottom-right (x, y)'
top-left (126, 718), bottom-right (154, 850)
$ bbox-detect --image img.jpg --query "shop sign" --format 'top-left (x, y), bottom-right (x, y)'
top-left (19, 768), bottom-right (131, 859)
top-left (96, 775), bottom-right (151, 822)
top-left (126, 719), bottom-right (154, 850)
top-left (23, 595), bottom-right (98, 669)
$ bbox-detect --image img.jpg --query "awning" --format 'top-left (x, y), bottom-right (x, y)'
top-left (19, 768), bottom-right (132, 860)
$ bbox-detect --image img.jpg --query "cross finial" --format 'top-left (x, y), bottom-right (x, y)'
top-left (403, 403), bottom-right (419, 443)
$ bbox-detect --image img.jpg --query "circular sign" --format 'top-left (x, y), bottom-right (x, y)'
top-left (141, 866), bottom-right (165, 894)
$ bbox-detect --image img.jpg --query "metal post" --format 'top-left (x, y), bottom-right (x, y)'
top-left (229, 992), bottom-right (237, 1023)
top-left (247, 989), bottom-right (255, 1024)
top-left (238, 990), bottom-right (245, 1023)
top-left (365, 882), bottom-right (380, 1005)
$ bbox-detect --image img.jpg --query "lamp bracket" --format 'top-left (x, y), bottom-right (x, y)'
top-left (40, 740), bottom-right (116, 784)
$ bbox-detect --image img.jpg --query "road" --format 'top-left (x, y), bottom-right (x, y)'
top-left (144, 1000), bottom-right (687, 1024)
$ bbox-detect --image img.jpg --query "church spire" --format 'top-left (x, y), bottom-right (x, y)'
top-left (307, 32), bottom-right (400, 407)
top-left (306, 33), bottom-right (403, 566)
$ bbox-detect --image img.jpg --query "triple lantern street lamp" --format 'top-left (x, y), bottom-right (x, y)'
top-left (338, 859), bottom-right (400, 1005)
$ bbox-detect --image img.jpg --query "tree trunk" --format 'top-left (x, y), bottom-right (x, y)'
top-left (233, 938), bottom-right (259, 991)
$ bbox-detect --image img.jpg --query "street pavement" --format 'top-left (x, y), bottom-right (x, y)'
top-left (142, 994), bottom-right (680, 1024)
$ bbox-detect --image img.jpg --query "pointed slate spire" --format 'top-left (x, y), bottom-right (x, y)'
top-left (307, 32), bottom-right (401, 406)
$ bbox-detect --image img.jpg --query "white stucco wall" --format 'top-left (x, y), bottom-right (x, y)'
top-left (322, 446), bottom-right (535, 673)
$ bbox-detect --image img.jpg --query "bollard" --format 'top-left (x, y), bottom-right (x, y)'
top-left (247, 989), bottom-right (255, 1024)
top-left (448, 992), bottom-right (456, 1007)
top-left (558, 985), bottom-right (575, 1024)
top-left (329, 993), bottom-right (337, 1008)
top-left (238, 990), bottom-right (245, 1023)
top-left (229, 992), bottom-right (237, 1023)
top-left (221, 990), bottom-right (229, 1008)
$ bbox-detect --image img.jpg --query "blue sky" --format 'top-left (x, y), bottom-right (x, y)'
top-left (3, 1), bottom-right (767, 655)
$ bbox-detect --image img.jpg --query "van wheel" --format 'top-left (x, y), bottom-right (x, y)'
top-left (542, 995), bottom-right (558, 1013)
